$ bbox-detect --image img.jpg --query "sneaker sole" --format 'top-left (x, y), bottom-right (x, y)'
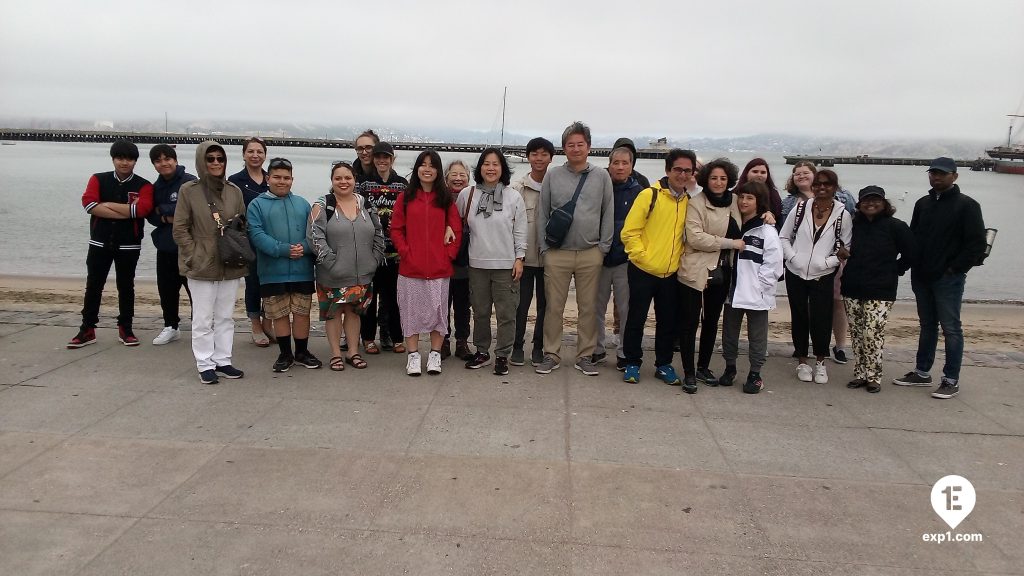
top-left (427, 369), bottom-right (441, 375)
top-left (67, 340), bottom-right (96, 349)
top-left (494, 370), bottom-right (509, 376)
top-left (119, 339), bottom-right (141, 347)
top-left (294, 361), bottom-right (322, 369)
top-left (931, 391), bottom-right (959, 399)
top-left (535, 365), bottom-right (560, 374)
top-left (509, 360), bottom-right (525, 366)
top-left (272, 365), bottom-right (292, 373)
top-left (574, 365), bottom-right (599, 376)
top-left (199, 376), bottom-right (219, 385)
top-left (217, 372), bottom-right (244, 379)
top-left (407, 371), bottom-right (422, 377)
top-left (893, 380), bottom-right (933, 387)
top-left (466, 361), bottom-right (492, 369)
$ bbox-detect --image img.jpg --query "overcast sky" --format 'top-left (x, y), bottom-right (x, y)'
top-left (2, 0), bottom-right (1023, 142)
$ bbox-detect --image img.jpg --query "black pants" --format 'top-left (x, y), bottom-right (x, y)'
top-left (81, 245), bottom-right (140, 330)
top-left (678, 280), bottom-right (728, 376)
top-left (156, 250), bottom-right (191, 329)
top-left (362, 260), bottom-right (403, 342)
top-left (786, 270), bottom-right (836, 358)
top-left (447, 276), bottom-right (471, 341)
top-left (622, 263), bottom-right (678, 367)
top-left (514, 265), bottom-right (546, 351)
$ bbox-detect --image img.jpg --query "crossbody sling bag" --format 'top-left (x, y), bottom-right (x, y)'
top-left (544, 171), bottom-right (589, 248)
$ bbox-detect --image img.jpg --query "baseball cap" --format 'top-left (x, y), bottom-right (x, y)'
top-left (858, 185), bottom-right (886, 200)
top-left (927, 157), bottom-right (957, 173)
top-left (372, 142), bottom-right (395, 157)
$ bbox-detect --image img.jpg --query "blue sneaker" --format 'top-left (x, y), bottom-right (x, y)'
top-left (623, 364), bottom-right (641, 383)
top-left (655, 364), bottom-right (681, 385)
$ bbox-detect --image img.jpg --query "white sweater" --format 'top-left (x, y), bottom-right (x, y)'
top-left (779, 199), bottom-right (852, 280)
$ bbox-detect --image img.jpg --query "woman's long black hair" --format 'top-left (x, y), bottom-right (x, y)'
top-left (405, 149), bottom-right (452, 208)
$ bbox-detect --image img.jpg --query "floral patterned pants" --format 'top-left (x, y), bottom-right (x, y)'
top-left (843, 298), bottom-right (894, 383)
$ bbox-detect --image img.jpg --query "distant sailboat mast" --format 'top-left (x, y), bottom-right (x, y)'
top-left (500, 86), bottom-right (507, 152)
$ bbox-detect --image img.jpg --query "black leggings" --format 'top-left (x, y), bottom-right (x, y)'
top-left (678, 280), bottom-right (728, 376)
top-left (786, 270), bottom-right (836, 359)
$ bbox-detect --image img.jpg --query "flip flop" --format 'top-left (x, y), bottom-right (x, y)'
top-left (329, 356), bottom-right (345, 371)
top-left (346, 354), bottom-right (368, 369)
top-left (251, 332), bottom-right (270, 347)
top-left (363, 341), bottom-right (381, 354)
top-left (392, 343), bottom-right (406, 354)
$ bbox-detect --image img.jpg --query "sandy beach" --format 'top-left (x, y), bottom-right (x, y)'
top-left (2, 273), bottom-right (1022, 353)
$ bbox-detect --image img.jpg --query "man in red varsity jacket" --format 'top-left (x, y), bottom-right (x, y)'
top-left (67, 140), bottom-right (153, 348)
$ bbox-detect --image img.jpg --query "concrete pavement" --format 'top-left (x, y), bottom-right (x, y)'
top-left (0, 310), bottom-right (1021, 575)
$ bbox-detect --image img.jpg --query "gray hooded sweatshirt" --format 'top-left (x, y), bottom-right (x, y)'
top-left (307, 192), bottom-right (385, 288)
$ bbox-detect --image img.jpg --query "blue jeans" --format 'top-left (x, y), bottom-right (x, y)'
top-left (912, 273), bottom-right (966, 382)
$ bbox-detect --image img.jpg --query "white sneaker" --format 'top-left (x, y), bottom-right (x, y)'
top-left (152, 327), bottom-right (180, 345)
top-left (406, 352), bottom-right (422, 377)
top-left (427, 351), bottom-right (442, 375)
top-left (814, 361), bottom-right (828, 384)
top-left (796, 363), bottom-right (813, 382)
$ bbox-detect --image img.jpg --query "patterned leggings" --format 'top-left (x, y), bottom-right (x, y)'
top-left (843, 298), bottom-right (894, 383)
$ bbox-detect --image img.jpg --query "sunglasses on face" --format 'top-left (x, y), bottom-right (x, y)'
top-left (812, 181), bottom-right (835, 187)
top-left (205, 155), bottom-right (226, 164)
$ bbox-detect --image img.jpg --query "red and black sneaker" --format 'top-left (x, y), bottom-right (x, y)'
top-left (67, 328), bottom-right (96, 349)
top-left (118, 326), bottom-right (140, 347)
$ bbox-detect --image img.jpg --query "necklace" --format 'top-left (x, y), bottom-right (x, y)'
top-left (812, 200), bottom-right (833, 220)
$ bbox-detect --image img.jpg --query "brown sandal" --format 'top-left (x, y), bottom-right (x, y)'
top-left (346, 354), bottom-right (368, 369)
top-left (329, 356), bottom-right (345, 371)
top-left (363, 340), bottom-right (380, 354)
top-left (392, 343), bottom-right (406, 353)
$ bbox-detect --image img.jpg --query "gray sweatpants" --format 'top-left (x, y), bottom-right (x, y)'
top-left (469, 267), bottom-right (519, 358)
top-left (721, 304), bottom-right (769, 373)
top-left (595, 262), bottom-right (629, 358)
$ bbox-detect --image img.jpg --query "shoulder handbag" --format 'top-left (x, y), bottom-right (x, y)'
top-left (453, 186), bottom-right (475, 266)
top-left (200, 185), bottom-right (255, 269)
top-left (544, 171), bottom-right (589, 248)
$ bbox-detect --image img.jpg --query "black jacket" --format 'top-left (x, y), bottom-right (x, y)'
top-left (147, 165), bottom-right (197, 252)
top-left (841, 212), bottom-right (915, 301)
top-left (909, 184), bottom-right (986, 282)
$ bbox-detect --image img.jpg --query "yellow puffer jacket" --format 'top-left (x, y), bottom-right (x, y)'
top-left (620, 177), bottom-right (688, 278)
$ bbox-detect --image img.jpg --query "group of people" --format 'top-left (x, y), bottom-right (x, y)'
top-left (67, 124), bottom-right (988, 399)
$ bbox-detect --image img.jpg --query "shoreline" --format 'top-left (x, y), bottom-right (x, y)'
top-left (3, 273), bottom-right (1023, 353)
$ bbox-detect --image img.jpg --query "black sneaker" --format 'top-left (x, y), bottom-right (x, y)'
top-left (465, 351), bottom-right (492, 369)
top-left (272, 354), bottom-right (294, 373)
top-left (681, 376), bottom-right (698, 394)
top-left (696, 367), bottom-right (718, 387)
top-left (199, 369), bottom-right (219, 385)
top-left (743, 372), bottom-right (764, 394)
top-left (510, 348), bottom-right (525, 366)
top-left (832, 347), bottom-right (848, 364)
top-left (215, 365), bottom-right (244, 379)
top-left (931, 379), bottom-right (959, 399)
top-left (591, 352), bottom-right (607, 365)
top-left (616, 357), bottom-right (629, 372)
top-left (718, 366), bottom-right (737, 387)
top-left (893, 371), bottom-right (933, 387)
top-left (494, 356), bottom-right (509, 376)
top-left (294, 351), bottom-right (323, 369)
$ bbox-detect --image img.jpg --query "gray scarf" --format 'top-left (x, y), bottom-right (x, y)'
top-left (475, 183), bottom-right (505, 218)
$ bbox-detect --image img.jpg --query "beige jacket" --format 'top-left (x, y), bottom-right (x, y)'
top-left (173, 141), bottom-right (249, 281)
top-left (511, 173), bottom-right (543, 267)
top-left (677, 192), bottom-right (740, 291)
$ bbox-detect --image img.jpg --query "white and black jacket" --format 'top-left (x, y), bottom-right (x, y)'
top-left (729, 217), bottom-right (784, 311)
top-left (779, 199), bottom-right (852, 280)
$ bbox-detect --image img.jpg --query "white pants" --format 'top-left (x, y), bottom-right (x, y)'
top-left (189, 278), bottom-right (241, 372)
top-left (595, 262), bottom-right (629, 358)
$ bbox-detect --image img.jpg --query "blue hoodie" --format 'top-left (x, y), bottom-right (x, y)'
top-left (246, 190), bottom-right (314, 285)
top-left (148, 165), bottom-right (197, 252)
top-left (605, 175), bottom-right (643, 267)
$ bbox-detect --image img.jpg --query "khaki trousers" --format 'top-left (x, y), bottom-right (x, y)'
top-left (542, 246), bottom-right (604, 362)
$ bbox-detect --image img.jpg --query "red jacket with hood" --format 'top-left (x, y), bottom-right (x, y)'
top-left (390, 189), bottom-right (461, 279)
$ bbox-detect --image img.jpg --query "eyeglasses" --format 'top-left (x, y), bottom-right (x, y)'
top-left (354, 145), bottom-right (374, 153)
top-left (268, 158), bottom-right (292, 170)
top-left (205, 155), bottom-right (226, 164)
top-left (670, 167), bottom-right (694, 175)
top-left (812, 180), bottom-right (835, 187)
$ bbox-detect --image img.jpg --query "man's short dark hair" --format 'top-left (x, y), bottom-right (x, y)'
top-left (697, 157), bottom-right (739, 189)
top-left (664, 149), bottom-right (697, 172)
top-left (735, 181), bottom-right (770, 216)
top-left (526, 137), bottom-right (555, 157)
top-left (149, 144), bottom-right (177, 163)
top-left (110, 139), bottom-right (139, 160)
top-left (473, 147), bottom-right (513, 186)
top-left (609, 146), bottom-right (634, 164)
top-left (561, 121), bottom-right (591, 147)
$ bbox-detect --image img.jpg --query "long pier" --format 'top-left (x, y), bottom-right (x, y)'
top-left (784, 154), bottom-right (996, 171)
top-left (0, 128), bottom-right (671, 159)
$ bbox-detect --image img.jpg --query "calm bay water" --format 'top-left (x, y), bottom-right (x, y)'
top-left (0, 141), bottom-right (1020, 301)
